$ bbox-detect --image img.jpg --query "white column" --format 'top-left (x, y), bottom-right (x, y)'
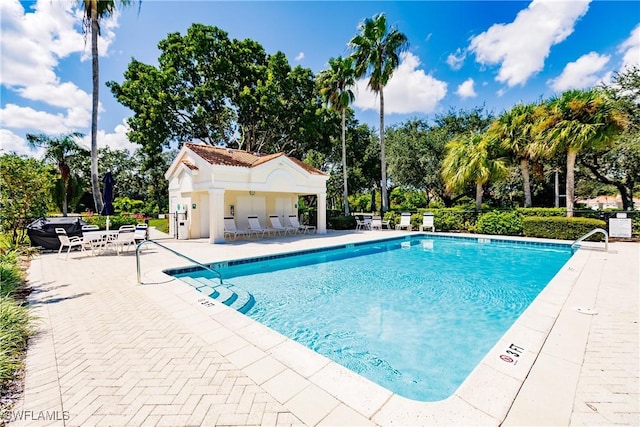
top-left (208, 188), bottom-right (226, 243)
top-left (317, 192), bottom-right (327, 234)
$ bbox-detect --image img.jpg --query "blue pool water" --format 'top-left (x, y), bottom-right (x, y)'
top-left (174, 235), bottom-right (572, 401)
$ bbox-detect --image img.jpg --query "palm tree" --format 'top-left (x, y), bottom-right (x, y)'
top-left (442, 132), bottom-right (507, 211)
top-left (318, 56), bottom-right (356, 215)
top-left (487, 102), bottom-right (540, 207)
top-left (537, 89), bottom-right (628, 217)
top-left (349, 13), bottom-right (408, 213)
top-left (81, 0), bottom-right (133, 213)
top-left (26, 133), bottom-right (87, 216)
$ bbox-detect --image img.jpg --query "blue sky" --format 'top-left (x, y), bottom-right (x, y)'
top-left (1, 0), bottom-right (639, 157)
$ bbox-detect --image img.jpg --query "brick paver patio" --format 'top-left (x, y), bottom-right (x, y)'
top-left (6, 230), bottom-right (639, 426)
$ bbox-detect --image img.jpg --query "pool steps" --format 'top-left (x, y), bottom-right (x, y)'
top-left (177, 276), bottom-right (255, 314)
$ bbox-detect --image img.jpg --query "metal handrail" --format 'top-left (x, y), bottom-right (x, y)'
top-left (571, 228), bottom-right (609, 252)
top-left (135, 239), bottom-right (223, 285)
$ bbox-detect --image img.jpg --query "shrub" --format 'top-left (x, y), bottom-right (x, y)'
top-left (328, 215), bottom-right (356, 230)
top-left (82, 214), bottom-right (138, 230)
top-left (113, 197), bottom-right (144, 214)
top-left (382, 212), bottom-right (396, 229)
top-left (523, 216), bottom-right (606, 240)
top-left (434, 210), bottom-right (465, 231)
top-left (0, 260), bottom-right (22, 297)
top-left (516, 207), bottom-right (566, 217)
top-left (477, 211), bottom-right (523, 236)
top-left (0, 296), bottom-right (34, 385)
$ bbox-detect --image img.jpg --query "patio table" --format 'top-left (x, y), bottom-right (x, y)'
top-left (82, 230), bottom-right (119, 255)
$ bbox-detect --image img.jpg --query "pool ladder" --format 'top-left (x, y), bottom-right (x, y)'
top-left (571, 228), bottom-right (609, 252)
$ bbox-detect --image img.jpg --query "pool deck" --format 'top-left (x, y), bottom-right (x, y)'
top-left (7, 229), bottom-right (639, 426)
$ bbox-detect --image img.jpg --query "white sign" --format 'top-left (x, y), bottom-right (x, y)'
top-left (609, 218), bottom-right (632, 238)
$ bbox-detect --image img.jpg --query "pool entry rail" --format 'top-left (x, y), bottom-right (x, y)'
top-left (571, 228), bottom-right (609, 252)
top-left (135, 239), bottom-right (223, 285)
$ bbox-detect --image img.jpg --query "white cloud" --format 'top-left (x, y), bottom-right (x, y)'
top-left (548, 52), bottom-right (610, 92)
top-left (0, 104), bottom-right (71, 134)
top-left (456, 78), bottom-right (477, 98)
top-left (447, 48), bottom-right (466, 71)
top-left (0, 123), bottom-right (135, 159)
top-left (295, 52), bottom-right (305, 62)
top-left (99, 122), bottom-right (137, 153)
top-left (0, 129), bottom-right (39, 157)
top-left (18, 82), bottom-right (93, 114)
top-left (619, 24), bottom-right (640, 72)
top-left (353, 52), bottom-right (447, 115)
top-left (469, 0), bottom-right (590, 87)
top-left (0, 0), bottom-right (118, 141)
top-left (78, 120), bottom-right (137, 153)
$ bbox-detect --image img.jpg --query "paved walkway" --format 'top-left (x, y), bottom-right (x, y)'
top-left (6, 230), bottom-right (639, 426)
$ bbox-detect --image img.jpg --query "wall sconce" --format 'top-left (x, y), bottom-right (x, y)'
top-left (230, 205), bottom-right (235, 216)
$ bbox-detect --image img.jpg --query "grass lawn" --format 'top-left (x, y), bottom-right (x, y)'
top-left (148, 218), bottom-right (169, 234)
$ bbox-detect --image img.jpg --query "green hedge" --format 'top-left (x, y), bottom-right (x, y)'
top-left (516, 207), bottom-right (566, 217)
top-left (82, 214), bottom-right (139, 230)
top-left (328, 215), bottom-right (356, 230)
top-left (523, 216), bottom-right (606, 241)
top-left (389, 209), bottom-right (476, 232)
top-left (477, 211), bottom-right (523, 236)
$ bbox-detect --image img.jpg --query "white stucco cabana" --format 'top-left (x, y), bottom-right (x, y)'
top-left (165, 142), bottom-right (329, 243)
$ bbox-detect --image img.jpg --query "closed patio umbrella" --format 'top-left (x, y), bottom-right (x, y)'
top-left (370, 189), bottom-right (376, 213)
top-left (100, 171), bottom-right (115, 230)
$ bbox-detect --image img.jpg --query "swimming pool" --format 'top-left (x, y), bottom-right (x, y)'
top-left (172, 235), bottom-right (572, 401)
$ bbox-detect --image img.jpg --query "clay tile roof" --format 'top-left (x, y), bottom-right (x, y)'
top-left (181, 160), bottom-right (198, 170)
top-left (184, 142), bottom-right (326, 175)
top-left (287, 156), bottom-right (327, 176)
top-left (185, 143), bottom-right (258, 167)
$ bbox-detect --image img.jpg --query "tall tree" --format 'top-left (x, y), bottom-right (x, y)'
top-left (108, 24), bottom-right (327, 158)
top-left (442, 132), bottom-right (507, 210)
top-left (318, 56), bottom-right (356, 215)
top-left (487, 103), bottom-right (540, 207)
top-left (537, 89), bottom-right (628, 216)
top-left (349, 13), bottom-right (408, 213)
top-left (386, 108), bottom-right (494, 207)
top-left (580, 66), bottom-right (640, 210)
top-left (26, 133), bottom-right (87, 216)
top-left (0, 155), bottom-right (55, 245)
top-left (81, 0), bottom-right (134, 213)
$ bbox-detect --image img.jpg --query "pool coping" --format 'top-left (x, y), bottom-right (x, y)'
top-left (149, 232), bottom-right (595, 425)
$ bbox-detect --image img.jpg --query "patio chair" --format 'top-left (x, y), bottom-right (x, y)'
top-left (56, 228), bottom-right (86, 260)
top-left (395, 212), bottom-right (412, 231)
top-left (224, 217), bottom-right (254, 240)
top-left (247, 216), bottom-right (272, 238)
top-left (419, 213), bottom-right (435, 232)
top-left (371, 216), bottom-right (383, 230)
top-left (82, 224), bottom-right (99, 231)
top-left (106, 228), bottom-right (136, 255)
top-left (134, 223), bottom-right (149, 243)
top-left (269, 215), bottom-right (297, 235)
top-left (355, 216), bottom-right (371, 231)
top-left (288, 215), bottom-right (316, 234)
